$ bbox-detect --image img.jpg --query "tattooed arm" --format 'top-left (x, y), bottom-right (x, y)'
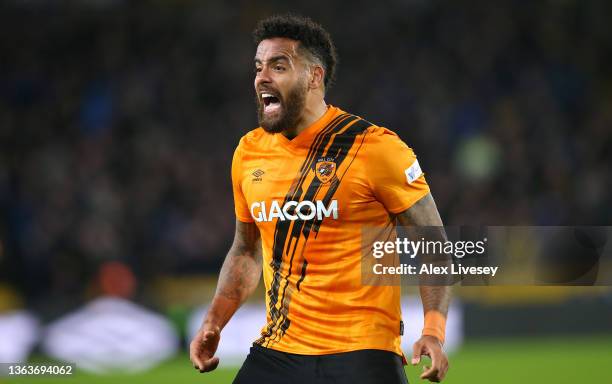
top-left (190, 220), bottom-right (262, 373)
top-left (397, 192), bottom-right (451, 382)
top-left (396, 193), bottom-right (452, 325)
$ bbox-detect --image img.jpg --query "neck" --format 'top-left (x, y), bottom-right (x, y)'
top-left (282, 99), bottom-right (327, 139)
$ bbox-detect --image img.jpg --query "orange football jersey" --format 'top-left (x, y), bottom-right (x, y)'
top-left (231, 105), bottom-right (429, 356)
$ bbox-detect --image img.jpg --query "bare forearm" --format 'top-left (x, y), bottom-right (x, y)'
top-left (416, 226), bottom-right (452, 317)
top-left (419, 282), bottom-right (451, 345)
top-left (397, 193), bottom-right (453, 337)
top-left (203, 221), bottom-right (262, 330)
top-left (413, 225), bottom-right (451, 317)
top-left (420, 285), bottom-right (451, 315)
top-left (204, 254), bottom-right (261, 329)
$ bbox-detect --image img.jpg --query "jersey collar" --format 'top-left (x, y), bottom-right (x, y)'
top-left (274, 105), bottom-right (341, 151)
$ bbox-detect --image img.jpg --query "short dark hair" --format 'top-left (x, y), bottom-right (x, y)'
top-left (253, 14), bottom-right (338, 89)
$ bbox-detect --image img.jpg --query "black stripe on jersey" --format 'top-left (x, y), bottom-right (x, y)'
top-left (296, 120), bottom-right (370, 291)
top-left (300, 118), bottom-right (372, 238)
top-left (296, 259), bottom-right (308, 292)
top-left (265, 114), bottom-right (350, 319)
top-left (261, 116), bottom-right (373, 346)
top-left (254, 113), bottom-right (351, 346)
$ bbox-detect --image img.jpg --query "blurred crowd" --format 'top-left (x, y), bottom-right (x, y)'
top-left (0, 0), bottom-right (610, 307)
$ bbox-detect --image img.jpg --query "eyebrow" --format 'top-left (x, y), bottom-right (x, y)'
top-left (254, 55), bottom-right (290, 65)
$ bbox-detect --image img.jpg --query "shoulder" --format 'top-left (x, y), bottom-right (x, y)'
top-left (233, 127), bottom-right (270, 163)
top-left (236, 127), bottom-right (267, 151)
top-left (232, 128), bottom-right (266, 177)
top-left (339, 108), bottom-right (404, 144)
top-left (361, 123), bottom-right (414, 158)
top-left (334, 110), bottom-right (414, 156)
top-left (364, 124), bottom-right (404, 145)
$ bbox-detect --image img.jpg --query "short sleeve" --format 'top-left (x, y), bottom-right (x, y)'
top-left (231, 144), bottom-right (254, 222)
top-left (365, 129), bottom-right (430, 214)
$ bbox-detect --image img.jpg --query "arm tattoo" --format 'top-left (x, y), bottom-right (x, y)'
top-left (201, 220), bottom-right (262, 330)
top-left (216, 220), bottom-right (262, 303)
top-left (397, 193), bottom-right (452, 316)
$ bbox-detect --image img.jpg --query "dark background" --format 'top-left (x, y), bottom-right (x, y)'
top-left (0, 0), bottom-right (611, 311)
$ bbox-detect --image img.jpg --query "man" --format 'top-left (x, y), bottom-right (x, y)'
top-left (190, 15), bottom-right (451, 384)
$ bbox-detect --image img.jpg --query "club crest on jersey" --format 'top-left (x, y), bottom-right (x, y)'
top-left (315, 157), bottom-right (336, 184)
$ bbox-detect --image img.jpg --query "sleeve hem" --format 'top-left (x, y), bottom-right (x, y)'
top-left (235, 214), bottom-right (254, 223)
top-left (386, 187), bottom-right (430, 215)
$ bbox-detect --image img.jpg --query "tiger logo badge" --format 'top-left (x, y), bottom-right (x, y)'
top-left (315, 157), bottom-right (336, 184)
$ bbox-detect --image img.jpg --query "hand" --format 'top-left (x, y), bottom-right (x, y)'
top-left (190, 324), bottom-right (221, 373)
top-left (411, 335), bottom-right (449, 382)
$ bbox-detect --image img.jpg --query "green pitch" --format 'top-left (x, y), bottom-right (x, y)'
top-left (6, 336), bottom-right (612, 383)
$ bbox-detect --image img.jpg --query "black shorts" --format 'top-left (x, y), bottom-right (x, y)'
top-left (233, 344), bottom-right (409, 384)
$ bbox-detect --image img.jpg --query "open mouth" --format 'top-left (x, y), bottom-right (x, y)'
top-left (261, 92), bottom-right (281, 113)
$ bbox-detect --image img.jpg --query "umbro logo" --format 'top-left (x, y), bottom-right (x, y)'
top-left (252, 169), bottom-right (264, 182)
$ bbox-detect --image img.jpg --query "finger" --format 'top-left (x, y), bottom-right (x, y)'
top-left (438, 358), bottom-right (449, 381)
top-left (420, 365), bottom-right (440, 382)
top-left (199, 356), bottom-right (220, 373)
top-left (428, 348), bottom-right (439, 367)
top-left (190, 343), bottom-right (204, 370)
top-left (191, 354), bottom-right (204, 371)
top-left (427, 349), bottom-right (443, 380)
top-left (411, 342), bottom-right (422, 365)
top-left (438, 366), bottom-right (447, 381)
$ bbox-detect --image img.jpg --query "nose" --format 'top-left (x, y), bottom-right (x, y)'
top-left (255, 66), bottom-right (272, 88)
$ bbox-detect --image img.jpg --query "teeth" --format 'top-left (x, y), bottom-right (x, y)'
top-left (261, 93), bottom-right (273, 98)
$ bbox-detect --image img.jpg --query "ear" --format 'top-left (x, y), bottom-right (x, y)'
top-left (309, 65), bottom-right (325, 90)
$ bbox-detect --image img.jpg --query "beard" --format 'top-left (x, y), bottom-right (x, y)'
top-left (256, 79), bottom-right (308, 134)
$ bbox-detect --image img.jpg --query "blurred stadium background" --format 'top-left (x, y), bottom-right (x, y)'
top-left (0, 0), bottom-right (611, 383)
